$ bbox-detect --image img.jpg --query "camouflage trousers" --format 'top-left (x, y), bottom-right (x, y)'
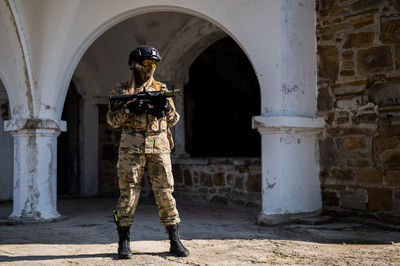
top-left (115, 149), bottom-right (180, 227)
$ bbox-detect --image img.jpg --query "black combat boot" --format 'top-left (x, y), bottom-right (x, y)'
top-left (117, 226), bottom-right (132, 259)
top-left (166, 224), bottom-right (189, 257)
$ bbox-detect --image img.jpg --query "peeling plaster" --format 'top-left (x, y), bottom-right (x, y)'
top-left (6, 0), bottom-right (35, 117)
top-left (24, 134), bottom-right (39, 218)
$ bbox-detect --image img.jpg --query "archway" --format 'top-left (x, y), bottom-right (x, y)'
top-left (62, 11), bottom-right (262, 206)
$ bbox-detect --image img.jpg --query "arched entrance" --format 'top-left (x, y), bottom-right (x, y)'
top-left (65, 11), bottom-right (262, 204)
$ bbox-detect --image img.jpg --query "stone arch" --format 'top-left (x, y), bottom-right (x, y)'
top-left (155, 16), bottom-right (227, 82)
top-left (56, 5), bottom-right (262, 119)
top-left (0, 0), bottom-right (30, 119)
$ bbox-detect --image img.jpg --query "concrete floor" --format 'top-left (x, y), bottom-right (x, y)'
top-left (0, 197), bottom-right (400, 265)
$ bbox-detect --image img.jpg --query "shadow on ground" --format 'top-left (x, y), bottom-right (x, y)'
top-left (0, 197), bottom-right (399, 246)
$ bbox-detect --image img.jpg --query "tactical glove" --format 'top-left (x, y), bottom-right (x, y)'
top-left (153, 97), bottom-right (172, 113)
top-left (125, 98), bottom-right (150, 114)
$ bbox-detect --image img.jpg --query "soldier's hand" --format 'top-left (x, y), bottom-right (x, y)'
top-left (125, 99), bottom-right (149, 114)
top-left (153, 97), bottom-right (172, 113)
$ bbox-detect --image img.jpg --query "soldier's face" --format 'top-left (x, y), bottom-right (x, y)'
top-left (133, 59), bottom-right (157, 80)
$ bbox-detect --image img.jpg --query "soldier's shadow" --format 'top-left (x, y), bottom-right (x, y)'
top-left (0, 252), bottom-right (173, 263)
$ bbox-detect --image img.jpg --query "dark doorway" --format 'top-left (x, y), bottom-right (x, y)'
top-left (98, 104), bottom-right (120, 196)
top-left (57, 83), bottom-right (81, 195)
top-left (184, 37), bottom-right (261, 157)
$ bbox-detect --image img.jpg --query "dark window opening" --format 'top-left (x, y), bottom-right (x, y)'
top-left (184, 37), bottom-right (261, 157)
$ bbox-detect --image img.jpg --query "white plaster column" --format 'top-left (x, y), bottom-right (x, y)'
top-left (252, 0), bottom-right (324, 224)
top-left (4, 119), bottom-right (66, 221)
top-left (252, 117), bottom-right (324, 224)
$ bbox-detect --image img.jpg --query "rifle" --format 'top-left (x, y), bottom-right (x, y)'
top-left (109, 89), bottom-right (181, 114)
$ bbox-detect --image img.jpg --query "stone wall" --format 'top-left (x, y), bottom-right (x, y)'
top-left (317, 0), bottom-right (400, 217)
top-left (172, 158), bottom-right (261, 207)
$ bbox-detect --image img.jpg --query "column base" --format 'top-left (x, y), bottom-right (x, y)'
top-left (256, 209), bottom-right (335, 226)
top-left (7, 214), bottom-right (66, 225)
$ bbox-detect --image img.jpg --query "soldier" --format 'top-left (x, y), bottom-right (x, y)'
top-left (107, 46), bottom-right (189, 259)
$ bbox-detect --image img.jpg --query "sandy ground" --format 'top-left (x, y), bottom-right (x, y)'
top-left (0, 197), bottom-right (399, 265)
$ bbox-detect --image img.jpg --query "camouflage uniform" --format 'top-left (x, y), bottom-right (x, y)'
top-left (107, 78), bottom-right (180, 227)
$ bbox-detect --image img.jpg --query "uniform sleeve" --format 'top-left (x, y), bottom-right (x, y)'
top-left (166, 97), bottom-right (180, 128)
top-left (106, 84), bottom-right (132, 128)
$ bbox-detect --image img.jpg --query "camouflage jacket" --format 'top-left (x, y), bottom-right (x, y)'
top-left (107, 78), bottom-right (179, 153)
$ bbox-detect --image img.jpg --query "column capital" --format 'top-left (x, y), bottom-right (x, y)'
top-left (252, 115), bottom-right (325, 134)
top-left (4, 118), bottom-right (66, 133)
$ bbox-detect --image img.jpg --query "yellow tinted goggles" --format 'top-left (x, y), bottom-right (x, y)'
top-left (142, 59), bottom-right (157, 68)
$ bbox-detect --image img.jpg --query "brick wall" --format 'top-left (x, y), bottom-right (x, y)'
top-left (317, 0), bottom-right (400, 217)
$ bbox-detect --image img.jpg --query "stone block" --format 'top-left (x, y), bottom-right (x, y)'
top-left (333, 84), bottom-right (366, 96)
top-left (344, 8), bottom-right (378, 20)
top-left (342, 60), bottom-right (354, 69)
top-left (328, 127), bottom-right (376, 137)
top-left (357, 46), bottom-right (393, 74)
top-left (332, 168), bottom-right (354, 181)
top-left (352, 16), bottom-right (374, 29)
top-left (396, 46), bottom-right (400, 70)
top-left (226, 173), bottom-right (235, 186)
top-left (246, 174), bottom-right (261, 192)
top-left (335, 95), bottom-right (369, 109)
top-left (340, 70), bottom-right (355, 76)
top-left (201, 173), bottom-right (212, 187)
top-left (342, 137), bottom-right (366, 150)
top-left (377, 116), bottom-right (400, 137)
top-left (353, 113), bottom-right (377, 124)
top-left (172, 165), bottom-right (183, 184)
top-left (319, 138), bottom-right (338, 168)
top-left (380, 16), bottom-right (400, 43)
top-left (343, 32), bottom-right (374, 48)
top-left (380, 149), bottom-right (400, 169)
top-left (367, 188), bottom-right (393, 211)
top-left (340, 190), bottom-right (367, 210)
top-left (199, 187), bottom-right (208, 193)
top-left (337, 116), bottom-right (349, 124)
top-left (193, 172), bottom-right (200, 185)
top-left (235, 166), bottom-right (246, 174)
top-left (322, 191), bottom-right (339, 205)
top-left (357, 168), bottom-right (382, 184)
top-left (235, 176), bottom-right (243, 189)
top-left (342, 50), bottom-right (353, 60)
top-left (183, 169), bottom-right (193, 186)
top-left (372, 137), bottom-right (400, 160)
top-left (213, 172), bottom-right (225, 186)
top-left (318, 86), bottom-right (333, 111)
top-left (351, 0), bottom-right (381, 11)
top-left (385, 170), bottom-right (400, 185)
top-left (318, 46), bottom-right (339, 81)
top-left (369, 79), bottom-right (400, 107)
top-left (346, 159), bottom-right (371, 167)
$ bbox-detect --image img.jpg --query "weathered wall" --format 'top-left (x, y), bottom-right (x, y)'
top-left (317, 0), bottom-right (400, 217)
top-left (0, 80), bottom-right (13, 200)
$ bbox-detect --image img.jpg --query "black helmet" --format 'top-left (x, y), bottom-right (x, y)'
top-left (128, 45), bottom-right (161, 66)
